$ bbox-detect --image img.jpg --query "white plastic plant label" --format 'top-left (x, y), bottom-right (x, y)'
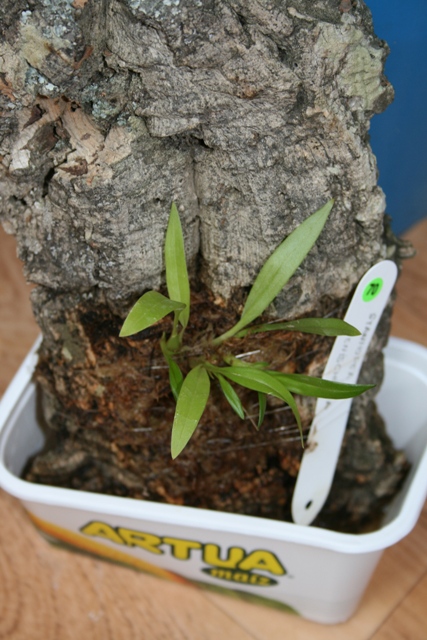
top-left (292, 260), bottom-right (399, 525)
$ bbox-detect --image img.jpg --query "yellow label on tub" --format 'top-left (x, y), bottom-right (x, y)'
top-left (27, 512), bottom-right (301, 614)
top-left (28, 513), bottom-right (187, 583)
top-left (80, 520), bottom-right (286, 586)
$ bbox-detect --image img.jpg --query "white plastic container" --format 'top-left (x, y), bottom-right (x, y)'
top-left (1, 336), bottom-right (427, 624)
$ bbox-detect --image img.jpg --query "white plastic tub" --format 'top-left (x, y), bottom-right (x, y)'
top-left (1, 336), bottom-right (427, 624)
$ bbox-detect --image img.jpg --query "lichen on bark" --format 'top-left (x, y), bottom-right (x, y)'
top-left (0, 0), bottom-right (409, 531)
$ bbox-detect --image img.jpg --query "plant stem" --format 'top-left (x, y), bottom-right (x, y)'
top-left (212, 323), bottom-right (243, 346)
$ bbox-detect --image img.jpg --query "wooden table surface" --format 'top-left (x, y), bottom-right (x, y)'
top-left (1, 220), bottom-right (427, 639)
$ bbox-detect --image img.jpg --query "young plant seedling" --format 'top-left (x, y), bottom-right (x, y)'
top-left (120, 201), bottom-right (373, 458)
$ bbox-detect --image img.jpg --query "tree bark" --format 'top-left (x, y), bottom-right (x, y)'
top-left (0, 0), bottom-right (409, 530)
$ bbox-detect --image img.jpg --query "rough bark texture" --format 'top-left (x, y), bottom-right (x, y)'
top-left (0, 0), bottom-right (410, 531)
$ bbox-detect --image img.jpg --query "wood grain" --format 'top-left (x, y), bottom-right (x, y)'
top-left (372, 571), bottom-right (427, 639)
top-left (1, 220), bottom-right (427, 639)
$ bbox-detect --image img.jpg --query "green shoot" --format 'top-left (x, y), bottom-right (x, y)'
top-left (120, 199), bottom-right (373, 457)
top-left (119, 291), bottom-right (185, 337)
top-left (235, 317), bottom-right (361, 338)
top-left (213, 200), bottom-right (334, 345)
top-left (268, 371), bottom-right (374, 399)
top-left (165, 203), bottom-right (191, 330)
top-left (205, 363), bottom-right (303, 444)
top-left (171, 365), bottom-right (210, 459)
top-left (160, 335), bottom-right (184, 401)
top-left (214, 373), bottom-right (245, 420)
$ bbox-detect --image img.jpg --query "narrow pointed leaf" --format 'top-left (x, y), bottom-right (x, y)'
top-left (215, 373), bottom-right (245, 420)
top-left (160, 335), bottom-right (184, 401)
top-left (160, 334), bottom-right (183, 400)
top-left (120, 291), bottom-right (185, 337)
top-left (270, 372), bottom-right (375, 399)
top-left (240, 200), bottom-right (333, 327)
top-left (168, 359), bottom-right (184, 401)
top-left (223, 355), bottom-right (269, 369)
top-left (215, 366), bottom-right (303, 444)
top-left (165, 203), bottom-right (190, 328)
top-left (215, 200), bottom-right (333, 343)
top-left (257, 392), bottom-right (267, 429)
top-left (171, 366), bottom-right (210, 459)
top-left (278, 317), bottom-right (360, 336)
top-left (236, 317), bottom-right (361, 338)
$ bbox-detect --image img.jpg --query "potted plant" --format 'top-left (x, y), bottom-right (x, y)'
top-left (2, 198), bottom-right (427, 624)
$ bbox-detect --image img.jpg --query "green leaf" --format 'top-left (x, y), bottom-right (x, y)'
top-left (168, 359), bottom-right (184, 401)
top-left (223, 355), bottom-right (269, 369)
top-left (257, 392), bottom-right (267, 429)
top-left (171, 365), bottom-right (210, 459)
top-left (213, 365), bottom-right (303, 444)
top-left (215, 373), bottom-right (245, 420)
top-left (241, 200), bottom-right (333, 326)
top-left (120, 291), bottom-right (185, 337)
top-left (160, 336), bottom-right (184, 401)
top-left (214, 200), bottom-right (333, 343)
top-left (269, 372), bottom-right (375, 399)
top-left (279, 318), bottom-right (360, 337)
top-left (165, 203), bottom-right (191, 329)
top-left (236, 317), bottom-right (361, 338)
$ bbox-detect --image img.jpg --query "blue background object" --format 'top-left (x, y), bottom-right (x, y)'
top-left (367, 0), bottom-right (427, 234)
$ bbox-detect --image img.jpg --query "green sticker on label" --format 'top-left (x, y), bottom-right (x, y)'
top-left (362, 277), bottom-right (384, 302)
